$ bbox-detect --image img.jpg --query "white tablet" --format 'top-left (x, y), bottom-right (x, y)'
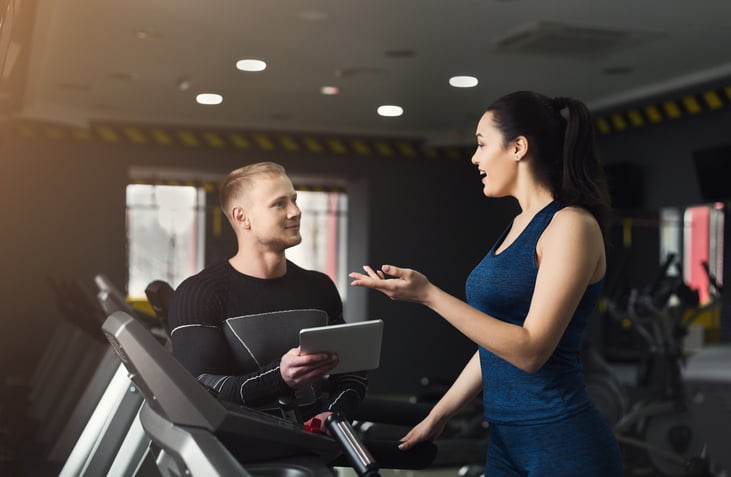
top-left (299, 319), bottom-right (384, 374)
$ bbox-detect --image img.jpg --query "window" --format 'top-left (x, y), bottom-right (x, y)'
top-left (126, 184), bottom-right (205, 298)
top-left (660, 203), bottom-right (725, 305)
top-left (126, 184), bottom-right (349, 301)
top-left (288, 190), bottom-right (349, 299)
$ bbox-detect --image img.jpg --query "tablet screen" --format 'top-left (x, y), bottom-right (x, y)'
top-left (299, 319), bottom-right (383, 374)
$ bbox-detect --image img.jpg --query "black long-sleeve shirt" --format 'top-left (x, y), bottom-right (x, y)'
top-left (168, 260), bottom-right (367, 420)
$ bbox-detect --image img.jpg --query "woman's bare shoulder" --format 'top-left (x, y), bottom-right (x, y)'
top-left (546, 206), bottom-right (602, 242)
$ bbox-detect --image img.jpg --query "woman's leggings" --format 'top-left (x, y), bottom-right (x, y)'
top-left (484, 407), bottom-right (623, 476)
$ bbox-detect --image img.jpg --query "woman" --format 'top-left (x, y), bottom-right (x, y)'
top-left (349, 91), bottom-right (623, 475)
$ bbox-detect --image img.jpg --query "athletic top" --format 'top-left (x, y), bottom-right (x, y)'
top-left (466, 201), bottom-right (603, 424)
top-left (168, 260), bottom-right (367, 420)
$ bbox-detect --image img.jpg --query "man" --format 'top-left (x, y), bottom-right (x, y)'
top-left (168, 161), bottom-right (366, 426)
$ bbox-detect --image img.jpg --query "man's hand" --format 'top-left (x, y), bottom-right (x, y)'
top-left (280, 347), bottom-right (339, 388)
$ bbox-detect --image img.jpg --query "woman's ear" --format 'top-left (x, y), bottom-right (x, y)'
top-left (513, 135), bottom-right (529, 161)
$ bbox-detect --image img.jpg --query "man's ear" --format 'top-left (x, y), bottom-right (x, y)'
top-left (232, 206), bottom-right (249, 228)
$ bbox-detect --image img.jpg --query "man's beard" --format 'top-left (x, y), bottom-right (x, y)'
top-left (262, 232), bottom-right (302, 251)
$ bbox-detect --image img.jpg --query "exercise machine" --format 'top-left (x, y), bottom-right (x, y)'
top-left (101, 310), bottom-right (440, 476)
top-left (59, 274), bottom-right (167, 476)
top-left (606, 254), bottom-right (715, 476)
top-left (682, 345), bottom-right (731, 476)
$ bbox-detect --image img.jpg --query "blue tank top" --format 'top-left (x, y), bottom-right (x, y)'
top-left (466, 201), bottom-right (603, 424)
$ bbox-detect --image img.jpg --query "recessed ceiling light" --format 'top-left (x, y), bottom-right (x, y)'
top-left (320, 86), bottom-right (340, 95)
top-left (196, 93), bottom-right (223, 105)
top-left (236, 59), bottom-right (267, 72)
top-left (177, 78), bottom-right (191, 92)
top-left (377, 105), bottom-right (403, 117)
top-left (449, 76), bottom-right (479, 88)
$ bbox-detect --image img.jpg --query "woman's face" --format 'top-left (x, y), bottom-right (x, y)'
top-left (471, 111), bottom-right (518, 198)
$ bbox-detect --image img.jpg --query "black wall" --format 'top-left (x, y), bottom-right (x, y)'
top-left (0, 131), bottom-right (515, 394)
top-left (3, 102), bottom-right (730, 393)
top-left (597, 107), bottom-right (731, 210)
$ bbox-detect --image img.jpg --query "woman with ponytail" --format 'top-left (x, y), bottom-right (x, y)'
top-left (350, 91), bottom-right (622, 475)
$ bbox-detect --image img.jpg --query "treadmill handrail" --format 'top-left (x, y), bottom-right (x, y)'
top-left (102, 311), bottom-right (226, 429)
top-left (101, 311), bottom-right (341, 463)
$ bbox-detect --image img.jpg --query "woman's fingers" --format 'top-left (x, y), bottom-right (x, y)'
top-left (362, 265), bottom-right (381, 279)
top-left (398, 428), bottom-right (422, 450)
top-left (350, 264), bottom-right (405, 282)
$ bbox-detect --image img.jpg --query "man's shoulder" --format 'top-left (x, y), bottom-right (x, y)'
top-left (176, 261), bottom-right (231, 294)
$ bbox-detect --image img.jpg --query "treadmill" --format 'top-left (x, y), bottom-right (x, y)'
top-left (59, 275), bottom-right (161, 476)
top-left (101, 310), bottom-right (342, 477)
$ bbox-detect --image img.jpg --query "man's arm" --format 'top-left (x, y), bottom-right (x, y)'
top-left (326, 371), bottom-right (368, 419)
top-left (171, 324), bottom-right (293, 406)
top-left (169, 277), bottom-right (294, 407)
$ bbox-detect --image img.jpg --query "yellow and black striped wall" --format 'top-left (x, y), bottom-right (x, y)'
top-left (10, 81), bottom-right (731, 152)
top-left (594, 84), bottom-right (731, 135)
top-left (12, 120), bottom-right (469, 161)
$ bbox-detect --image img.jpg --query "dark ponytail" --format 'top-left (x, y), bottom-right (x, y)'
top-left (486, 91), bottom-right (611, 239)
top-left (555, 96), bottom-right (611, 238)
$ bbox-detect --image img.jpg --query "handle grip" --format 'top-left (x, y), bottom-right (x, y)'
top-left (325, 413), bottom-right (380, 477)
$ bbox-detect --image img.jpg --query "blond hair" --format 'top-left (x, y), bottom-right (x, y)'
top-left (219, 162), bottom-right (287, 223)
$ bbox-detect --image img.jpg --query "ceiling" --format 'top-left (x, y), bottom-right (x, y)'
top-left (3, 0), bottom-right (731, 145)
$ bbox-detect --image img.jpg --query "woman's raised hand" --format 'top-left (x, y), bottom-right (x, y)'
top-left (349, 264), bottom-right (432, 304)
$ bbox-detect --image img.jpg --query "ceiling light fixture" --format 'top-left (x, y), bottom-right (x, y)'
top-left (377, 105), bottom-right (403, 117)
top-left (196, 93), bottom-right (223, 105)
top-left (177, 78), bottom-right (191, 92)
top-left (236, 59), bottom-right (267, 72)
top-left (449, 76), bottom-right (479, 88)
top-left (320, 86), bottom-right (340, 95)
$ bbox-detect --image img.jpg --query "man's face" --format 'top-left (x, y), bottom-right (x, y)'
top-left (244, 174), bottom-right (302, 251)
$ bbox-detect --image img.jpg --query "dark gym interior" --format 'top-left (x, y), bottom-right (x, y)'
top-left (1, 2), bottom-right (730, 476)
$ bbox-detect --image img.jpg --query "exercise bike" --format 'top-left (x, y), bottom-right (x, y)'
top-left (607, 255), bottom-right (717, 477)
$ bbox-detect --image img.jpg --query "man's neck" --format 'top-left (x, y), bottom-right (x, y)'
top-left (229, 248), bottom-right (287, 279)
